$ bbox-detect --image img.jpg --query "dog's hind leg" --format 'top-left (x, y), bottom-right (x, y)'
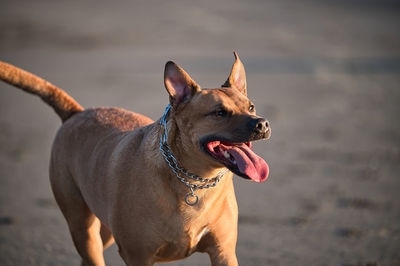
top-left (50, 166), bottom-right (106, 266)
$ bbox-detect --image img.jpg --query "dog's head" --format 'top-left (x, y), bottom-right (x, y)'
top-left (164, 52), bottom-right (270, 182)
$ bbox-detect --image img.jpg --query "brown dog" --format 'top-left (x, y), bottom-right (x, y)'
top-left (0, 52), bottom-right (270, 266)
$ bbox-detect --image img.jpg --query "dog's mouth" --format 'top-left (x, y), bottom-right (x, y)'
top-left (204, 140), bottom-right (269, 183)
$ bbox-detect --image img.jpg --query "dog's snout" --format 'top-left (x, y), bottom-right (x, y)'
top-left (250, 118), bottom-right (269, 134)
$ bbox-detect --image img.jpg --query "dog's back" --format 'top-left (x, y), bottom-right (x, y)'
top-left (50, 107), bottom-right (154, 224)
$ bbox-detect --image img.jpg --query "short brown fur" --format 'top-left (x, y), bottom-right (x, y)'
top-left (0, 53), bottom-right (270, 266)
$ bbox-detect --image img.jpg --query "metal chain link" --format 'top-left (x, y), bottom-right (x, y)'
top-left (159, 104), bottom-right (228, 206)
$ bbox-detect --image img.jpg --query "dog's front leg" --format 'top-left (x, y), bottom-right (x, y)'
top-left (197, 225), bottom-right (238, 266)
top-left (206, 230), bottom-right (238, 266)
top-left (202, 214), bottom-right (239, 265)
top-left (208, 249), bottom-right (238, 266)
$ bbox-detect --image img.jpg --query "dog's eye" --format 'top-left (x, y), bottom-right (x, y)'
top-left (249, 104), bottom-right (255, 112)
top-left (215, 108), bottom-right (227, 117)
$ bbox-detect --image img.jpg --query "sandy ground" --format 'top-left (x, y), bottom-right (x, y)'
top-left (1, 0), bottom-right (400, 265)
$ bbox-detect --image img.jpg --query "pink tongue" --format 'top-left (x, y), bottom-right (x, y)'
top-left (227, 144), bottom-right (269, 182)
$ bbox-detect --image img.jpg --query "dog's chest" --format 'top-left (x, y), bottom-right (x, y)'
top-left (155, 226), bottom-right (209, 261)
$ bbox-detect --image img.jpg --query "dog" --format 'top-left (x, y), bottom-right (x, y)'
top-left (0, 52), bottom-right (270, 266)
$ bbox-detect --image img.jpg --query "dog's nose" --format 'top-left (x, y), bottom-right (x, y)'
top-left (251, 118), bottom-right (269, 134)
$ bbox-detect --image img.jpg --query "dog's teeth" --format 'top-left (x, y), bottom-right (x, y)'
top-left (223, 151), bottom-right (230, 159)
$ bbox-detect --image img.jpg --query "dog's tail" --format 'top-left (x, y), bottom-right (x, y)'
top-left (0, 61), bottom-right (84, 122)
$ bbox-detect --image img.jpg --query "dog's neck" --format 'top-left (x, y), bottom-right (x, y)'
top-left (145, 110), bottom-right (231, 205)
top-left (160, 112), bottom-right (226, 179)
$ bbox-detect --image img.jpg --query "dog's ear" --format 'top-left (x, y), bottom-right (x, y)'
top-left (222, 51), bottom-right (247, 96)
top-left (164, 61), bottom-right (201, 106)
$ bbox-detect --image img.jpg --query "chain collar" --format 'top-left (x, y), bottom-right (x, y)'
top-left (159, 104), bottom-right (228, 206)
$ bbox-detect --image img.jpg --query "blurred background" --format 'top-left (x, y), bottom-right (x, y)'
top-left (1, 0), bottom-right (399, 265)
